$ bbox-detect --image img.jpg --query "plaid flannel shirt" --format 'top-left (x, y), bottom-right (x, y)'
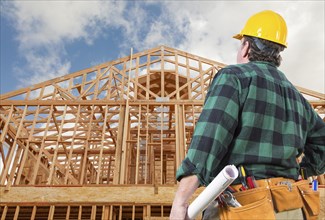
top-left (176, 61), bottom-right (325, 186)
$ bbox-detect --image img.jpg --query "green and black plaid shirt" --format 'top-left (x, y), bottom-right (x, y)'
top-left (176, 61), bottom-right (325, 186)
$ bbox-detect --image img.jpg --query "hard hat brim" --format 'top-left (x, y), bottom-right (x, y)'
top-left (233, 34), bottom-right (243, 40)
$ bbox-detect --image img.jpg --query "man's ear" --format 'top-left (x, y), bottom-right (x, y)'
top-left (242, 41), bottom-right (250, 58)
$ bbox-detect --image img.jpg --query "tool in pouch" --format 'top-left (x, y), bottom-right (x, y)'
top-left (220, 191), bottom-right (242, 207)
top-left (277, 180), bottom-right (293, 191)
top-left (218, 165), bottom-right (261, 208)
top-left (238, 165), bottom-right (248, 190)
top-left (217, 165), bottom-right (249, 208)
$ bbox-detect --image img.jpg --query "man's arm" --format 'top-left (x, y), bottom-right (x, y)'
top-left (170, 175), bottom-right (200, 220)
top-left (300, 114), bottom-right (325, 176)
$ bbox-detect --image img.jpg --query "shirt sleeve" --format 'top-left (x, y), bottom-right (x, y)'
top-left (176, 69), bottom-right (241, 186)
top-left (300, 110), bottom-right (325, 176)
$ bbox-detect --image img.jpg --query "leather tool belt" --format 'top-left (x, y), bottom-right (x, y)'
top-left (218, 178), bottom-right (320, 220)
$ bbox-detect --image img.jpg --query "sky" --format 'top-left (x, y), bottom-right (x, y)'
top-left (0, 1), bottom-right (324, 96)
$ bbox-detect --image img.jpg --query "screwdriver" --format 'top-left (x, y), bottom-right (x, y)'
top-left (238, 165), bottom-right (248, 190)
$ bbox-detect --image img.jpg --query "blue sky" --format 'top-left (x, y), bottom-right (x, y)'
top-left (1, 1), bottom-right (324, 95)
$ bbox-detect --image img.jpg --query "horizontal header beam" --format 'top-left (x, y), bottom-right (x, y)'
top-left (0, 186), bottom-right (204, 205)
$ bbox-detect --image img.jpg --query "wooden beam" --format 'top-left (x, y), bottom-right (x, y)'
top-left (113, 105), bottom-right (126, 184)
top-left (30, 105), bottom-right (55, 185)
top-left (96, 105), bottom-right (109, 184)
top-left (47, 105), bottom-right (67, 185)
top-left (135, 106), bottom-right (141, 184)
top-left (295, 85), bottom-right (325, 99)
top-left (13, 206), bottom-right (19, 220)
top-left (0, 100), bottom-right (205, 106)
top-left (0, 106), bottom-right (28, 185)
top-left (1, 206), bottom-right (8, 220)
top-left (0, 186), bottom-right (204, 205)
top-left (78, 66), bottom-right (112, 100)
top-left (0, 100), bottom-right (125, 106)
top-left (0, 106), bottom-right (14, 143)
top-left (31, 206), bottom-right (36, 220)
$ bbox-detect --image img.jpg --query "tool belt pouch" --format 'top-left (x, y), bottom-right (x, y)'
top-left (296, 180), bottom-right (320, 220)
top-left (218, 187), bottom-right (275, 220)
top-left (270, 181), bottom-right (303, 212)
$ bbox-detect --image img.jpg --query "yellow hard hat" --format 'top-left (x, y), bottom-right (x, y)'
top-left (233, 10), bottom-right (288, 47)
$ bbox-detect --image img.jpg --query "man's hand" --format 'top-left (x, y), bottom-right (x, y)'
top-left (169, 175), bottom-right (200, 219)
top-left (169, 202), bottom-right (189, 219)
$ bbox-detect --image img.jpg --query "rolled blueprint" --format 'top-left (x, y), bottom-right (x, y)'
top-left (187, 165), bottom-right (238, 219)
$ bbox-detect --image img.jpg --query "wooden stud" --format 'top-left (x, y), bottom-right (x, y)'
top-left (48, 205), bottom-right (55, 220)
top-left (119, 49), bottom-right (134, 184)
top-left (0, 105), bottom-right (28, 185)
top-left (65, 205), bottom-right (70, 220)
top-left (119, 205), bottom-right (122, 220)
top-left (47, 105), bottom-right (67, 184)
top-left (79, 105), bottom-right (95, 184)
top-left (1, 206), bottom-right (8, 220)
top-left (6, 146), bottom-right (23, 189)
top-left (78, 205), bottom-right (82, 220)
top-left (13, 206), bottom-right (19, 220)
top-left (160, 104), bottom-right (164, 184)
top-left (30, 105), bottom-right (54, 185)
top-left (91, 205), bottom-right (97, 220)
top-left (113, 105), bottom-right (126, 184)
top-left (132, 205), bottom-right (135, 220)
top-left (144, 104), bottom-right (149, 184)
top-left (96, 105), bottom-right (109, 184)
top-left (109, 205), bottom-right (113, 220)
top-left (0, 105), bottom-right (14, 144)
top-left (6, 106), bottom-right (28, 186)
top-left (64, 105), bottom-right (81, 184)
top-left (135, 105), bottom-right (141, 184)
top-left (31, 206), bottom-right (37, 220)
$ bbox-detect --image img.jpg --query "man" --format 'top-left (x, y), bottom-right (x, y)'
top-left (170, 10), bottom-right (325, 219)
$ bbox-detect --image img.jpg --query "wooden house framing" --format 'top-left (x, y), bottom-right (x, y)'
top-left (0, 45), bottom-right (324, 219)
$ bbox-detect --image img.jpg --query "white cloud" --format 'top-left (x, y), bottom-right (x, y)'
top-left (2, 1), bottom-right (324, 93)
top-left (16, 48), bottom-right (71, 86)
top-left (8, 1), bottom-right (128, 48)
top-left (3, 1), bottom-right (129, 88)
